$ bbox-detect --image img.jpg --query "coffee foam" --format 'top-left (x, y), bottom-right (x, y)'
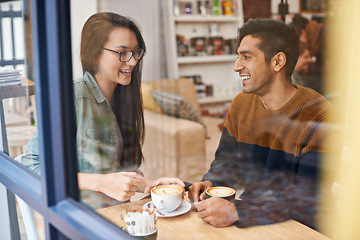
top-left (207, 187), bottom-right (235, 197)
top-left (152, 185), bottom-right (182, 196)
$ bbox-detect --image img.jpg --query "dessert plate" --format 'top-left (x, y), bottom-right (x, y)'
top-left (143, 201), bottom-right (191, 218)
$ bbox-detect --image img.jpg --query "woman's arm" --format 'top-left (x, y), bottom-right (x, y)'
top-left (78, 172), bottom-right (185, 201)
top-left (78, 171), bottom-right (143, 201)
top-left (21, 130), bottom-right (41, 175)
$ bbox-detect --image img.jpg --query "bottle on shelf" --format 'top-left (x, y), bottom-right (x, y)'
top-left (212, 0), bottom-right (221, 15)
top-left (222, 1), bottom-right (234, 15)
top-left (174, 0), bottom-right (240, 17)
top-left (205, 0), bottom-right (211, 15)
top-left (207, 23), bottom-right (224, 55)
top-left (190, 28), bottom-right (207, 56)
top-left (185, 2), bottom-right (192, 14)
top-left (197, 0), bottom-right (207, 16)
top-left (173, 0), bottom-right (180, 16)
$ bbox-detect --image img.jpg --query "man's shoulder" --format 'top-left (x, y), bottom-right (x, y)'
top-left (296, 86), bottom-right (337, 119)
top-left (298, 86), bottom-right (334, 108)
top-left (232, 92), bottom-right (256, 104)
top-left (227, 92), bottom-right (253, 113)
top-left (299, 85), bottom-right (323, 97)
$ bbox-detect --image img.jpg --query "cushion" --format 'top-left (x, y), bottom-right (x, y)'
top-left (141, 83), bottom-right (163, 113)
top-left (150, 78), bottom-right (201, 112)
top-left (150, 90), bottom-right (208, 137)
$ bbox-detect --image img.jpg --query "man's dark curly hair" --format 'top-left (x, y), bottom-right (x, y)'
top-left (238, 18), bottom-right (300, 79)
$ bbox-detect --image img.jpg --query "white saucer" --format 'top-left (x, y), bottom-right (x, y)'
top-left (143, 201), bottom-right (191, 218)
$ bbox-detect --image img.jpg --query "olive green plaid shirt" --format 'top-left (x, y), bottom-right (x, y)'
top-left (21, 72), bottom-right (124, 175)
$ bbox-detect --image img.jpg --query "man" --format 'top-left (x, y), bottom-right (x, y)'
top-left (189, 18), bottom-right (340, 232)
top-left (292, 41), bottom-right (314, 87)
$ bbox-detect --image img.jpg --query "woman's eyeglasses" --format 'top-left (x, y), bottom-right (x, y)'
top-left (103, 48), bottom-right (145, 62)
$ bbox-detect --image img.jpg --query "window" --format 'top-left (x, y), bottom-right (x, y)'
top-left (0, 0), bottom-right (133, 239)
top-left (1, 0), bottom-right (360, 239)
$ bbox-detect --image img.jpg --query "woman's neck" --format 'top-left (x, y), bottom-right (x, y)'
top-left (94, 74), bottom-right (117, 103)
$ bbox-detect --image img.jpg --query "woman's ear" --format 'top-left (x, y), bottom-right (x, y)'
top-left (272, 52), bottom-right (286, 72)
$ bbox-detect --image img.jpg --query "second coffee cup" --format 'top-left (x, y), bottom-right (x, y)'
top-left (205, 186), bottom-right (235, 201)
top-left (151, 185), bottom-right (183, 213)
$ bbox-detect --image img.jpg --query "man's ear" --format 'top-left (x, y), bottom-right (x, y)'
top-left (272, 52), bottom-right (286, 72)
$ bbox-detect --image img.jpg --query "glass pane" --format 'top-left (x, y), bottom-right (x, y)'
top-left (0, 1), bottom-right (38, 175)
top-left (15, 194), bottom-right (45, 240)
top-left (67, 0), bottom-right (349, 239)
top-left (1, 17), bottom-right (14, 61)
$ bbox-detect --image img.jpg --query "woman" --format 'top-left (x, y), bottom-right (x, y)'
top-left (22, 12), bottom-right (183, 209)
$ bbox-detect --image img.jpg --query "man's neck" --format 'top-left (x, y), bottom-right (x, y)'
top-left (260, 80), bottom-right (297, 110)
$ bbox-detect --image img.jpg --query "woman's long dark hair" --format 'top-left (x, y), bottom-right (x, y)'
top-left (80, 12), bottom-right (146, 168)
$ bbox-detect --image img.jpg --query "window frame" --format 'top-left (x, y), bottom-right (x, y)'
top-left (0, 0), bottom-right (133, 239)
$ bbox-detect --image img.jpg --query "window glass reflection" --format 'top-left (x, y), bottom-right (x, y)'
top-left (16, 194), bottom-right (45, 240)
top-left (60, 1), bottom-right (344, 239)
top-left (90, 2), bottom-right (344, 239)
top-left (3, 0), bottom-right (349, 239)
top-left (0, 1), bottom-right (36, 170)
top-left (73, 12), bottom-right (147, 209)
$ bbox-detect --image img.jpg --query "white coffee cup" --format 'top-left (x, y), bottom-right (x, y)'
top-left (151, 185), bottom-right (183, 213)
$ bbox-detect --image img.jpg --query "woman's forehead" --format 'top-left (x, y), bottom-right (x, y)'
top-left (106, 27), bottom-right (138, 48)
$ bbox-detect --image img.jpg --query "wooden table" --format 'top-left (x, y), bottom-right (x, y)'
top-left (97, 197), bottom-right (330, 240)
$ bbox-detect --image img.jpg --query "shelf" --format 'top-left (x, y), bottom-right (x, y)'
top-left (0, 79), bottom-right (35, 100)
top-left (198, 96), bottom-right (233, 105)
top-left (174, 15), bottom-right (240, 23)
top-left (163, 0), bottom-right (244, 114)
top-left (178, 55), bottom-right (237, 64)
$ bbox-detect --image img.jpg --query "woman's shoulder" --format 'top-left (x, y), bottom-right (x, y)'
top-left (73, 76), bottom-right (92, 99)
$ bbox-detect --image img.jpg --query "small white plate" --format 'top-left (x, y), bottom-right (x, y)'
top-left (143, 201), bottom-right (192, 218)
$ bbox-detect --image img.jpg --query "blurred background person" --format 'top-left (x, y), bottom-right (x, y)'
top-left (291, 14), bottom-right (325, 95)
top-left (292, 41), bottom-right (315, 87)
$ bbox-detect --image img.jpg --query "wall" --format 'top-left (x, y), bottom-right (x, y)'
top-left (70, 0), bottom-right (167, 81)
top-left (99, 0), bottom-right (167, 82)
top-left (270, 0), bottom-right (324, 23)
top-left (68, 0), bottom-right (321, 81)
top-left (242, 0), bottom-right (311, 23)
top-left (242, 0), bottom-right (271, 22)
top-left (70, 0), bottom-right (98, 79)
top-left (271, 0), bottom-right (300, 15)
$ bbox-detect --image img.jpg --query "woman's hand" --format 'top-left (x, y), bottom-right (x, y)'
top-left (144, 177), bottom-right (185, 194)
top-left (78, 172), bottom-right (144, 202)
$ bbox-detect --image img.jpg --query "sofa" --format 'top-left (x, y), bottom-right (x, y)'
top-left (140, 78), bottom-right (224, 183)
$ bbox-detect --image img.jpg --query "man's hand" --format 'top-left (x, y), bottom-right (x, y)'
top-left (194, 197), bottom-right (239, 227)
top-left (188, 181), bottom-right (212, 202)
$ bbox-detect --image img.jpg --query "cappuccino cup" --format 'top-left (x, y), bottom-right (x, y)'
top-left (151, 185), bottom-right (183, 213)
top-left (205, 186), bottom-right (235, 201)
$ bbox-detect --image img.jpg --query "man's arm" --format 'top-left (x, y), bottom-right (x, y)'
top-left (198, 128), bottom-right (339, 232)
top-left (202, 127), bottom-right (243, 188)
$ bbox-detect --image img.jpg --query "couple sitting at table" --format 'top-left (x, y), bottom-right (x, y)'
top-left (21, 11), bottom-right (340, 234)
top-left (187, 18), bottom-right (341, 235)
